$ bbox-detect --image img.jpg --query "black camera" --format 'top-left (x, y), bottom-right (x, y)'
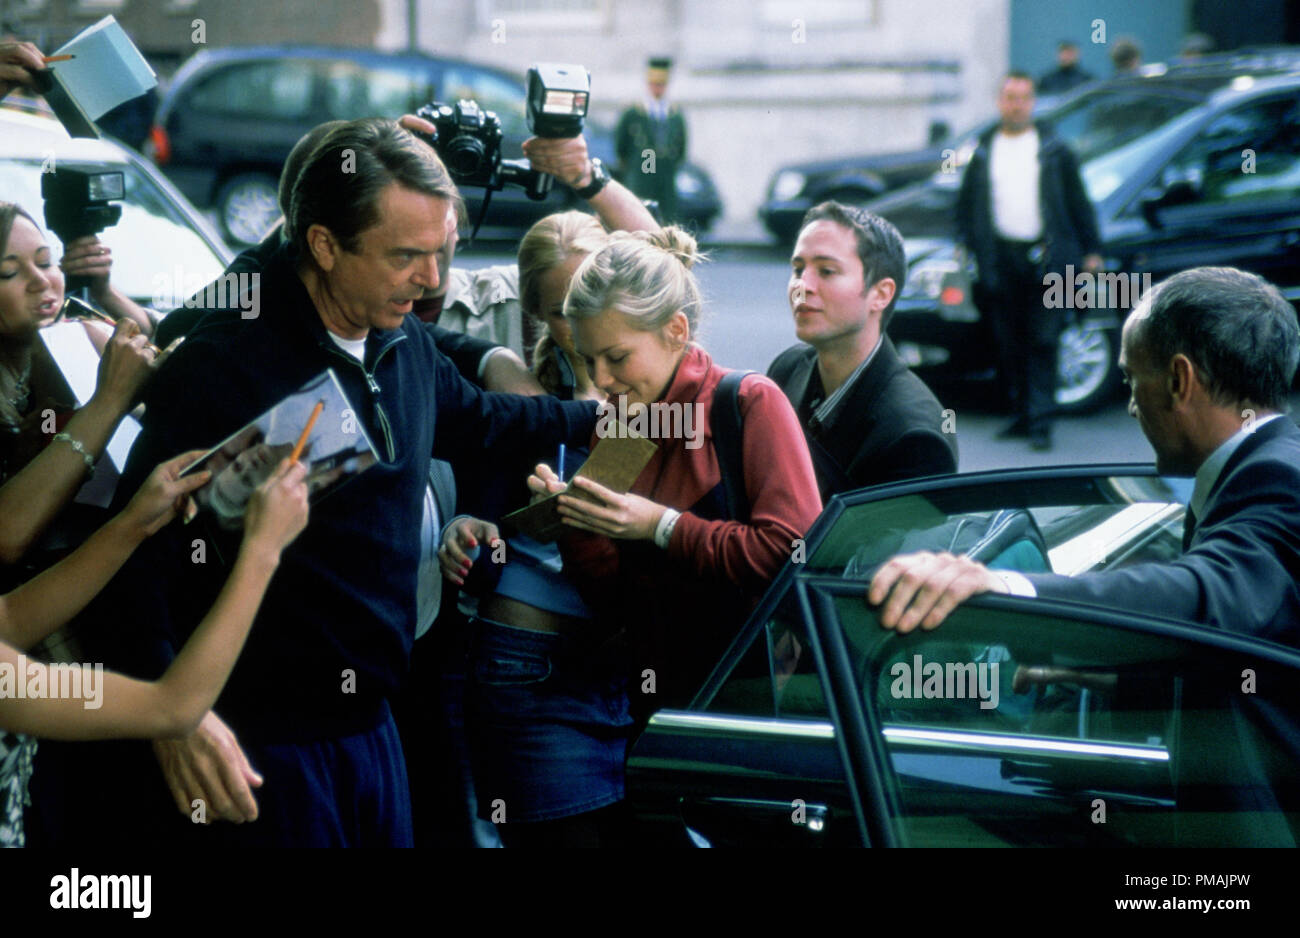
top-left (414, 98), bottom-right (553, 204)
top-left (412, 64), bottom-right (593, 214)
top-left (41, 166), bottom-right (124, 243)
top-left (414, 100), bottom-right (507, 190)
top-left (41, 166), bottom-right (124, 293)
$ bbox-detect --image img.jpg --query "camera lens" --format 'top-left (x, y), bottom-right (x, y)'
top-left (444, 135), bottom-right (487, 177)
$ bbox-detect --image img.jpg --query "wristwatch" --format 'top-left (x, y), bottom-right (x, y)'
top-left (573, 158), bottom-right (610, 199)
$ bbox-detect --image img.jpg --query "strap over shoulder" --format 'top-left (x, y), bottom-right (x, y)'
top-left (711, 370), bottom-right (753, 522)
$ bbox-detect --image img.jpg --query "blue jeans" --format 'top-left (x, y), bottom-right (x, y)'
top-left (465, 619), bottom-right (634, 824)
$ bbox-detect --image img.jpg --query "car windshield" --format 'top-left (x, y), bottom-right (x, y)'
top-left (1048, 89), bottom-right (1207, 201)
top-left (0, 156), bottom-right (228, 309)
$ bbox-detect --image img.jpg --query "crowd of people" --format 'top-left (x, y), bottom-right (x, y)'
top-left (0, 37), bottom-right (1298, 848)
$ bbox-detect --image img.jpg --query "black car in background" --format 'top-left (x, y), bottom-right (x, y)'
top-left (758, 120), bottom-right (995, 245)
top-left (146, 46), bottom-right (721, 245)
top-left (628, 464), bottom-right (1300, 847)
top-left (881, 54), bottom-right (1300, 413)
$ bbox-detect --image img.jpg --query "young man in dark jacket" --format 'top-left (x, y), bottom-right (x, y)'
top-left (768, 202), bottom-right (956, 501)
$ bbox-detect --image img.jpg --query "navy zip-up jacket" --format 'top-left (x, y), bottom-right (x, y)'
top-left (98, 241), bottom-right (597, 741)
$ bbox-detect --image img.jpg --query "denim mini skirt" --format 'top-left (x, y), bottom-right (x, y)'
top-left (464, 619), bottom-right (635, 824)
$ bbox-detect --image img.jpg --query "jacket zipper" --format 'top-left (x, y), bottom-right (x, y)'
top-left (320, 335), bottom-right (406, 462)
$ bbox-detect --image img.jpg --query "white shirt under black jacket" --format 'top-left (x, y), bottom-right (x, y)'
top-left (989, 128), bottom-right (1043, 242)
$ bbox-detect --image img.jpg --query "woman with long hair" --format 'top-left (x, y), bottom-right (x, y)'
top-left (0, 201), bottom-right (158, 564)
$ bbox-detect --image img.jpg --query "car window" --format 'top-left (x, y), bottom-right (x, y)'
top-left (806, 474), bottom-right (1186, 578)
top-left (704, 472), bottom-right (1189, 724)
top-left (321, 61), bottom-right (431, 121)
top-left (1157, 94), bottom-right (1300, 208)
top-left (1048, 90), bottom-right (1201, 166)
top-left (1077, 107), bottom-right (1206, 203)
top-left (830, 591), bottom-right (1300, 847)
top-left (707, 596), bottom-right (827, 720)
top-left (187, 61), bottom-right (315, 120)
top-left (437, 65), bottom-right (529, 142)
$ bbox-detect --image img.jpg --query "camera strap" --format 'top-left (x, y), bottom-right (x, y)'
top-left (466, 189), bottom-right (494, 245)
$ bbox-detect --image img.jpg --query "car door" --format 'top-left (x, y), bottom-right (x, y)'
top-left (1121, 92), bottom-right (1300, 300)
top-left (628, 466), bottom-right (1199, 846)
top-left (809, 580), bottom-right (1300, 847)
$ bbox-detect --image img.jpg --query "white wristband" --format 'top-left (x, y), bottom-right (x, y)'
top-left (653, 508), bottom-right (681, 550)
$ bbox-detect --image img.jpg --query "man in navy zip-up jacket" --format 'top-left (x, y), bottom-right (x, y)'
top-left (91, 118), bottom-right (598, 846)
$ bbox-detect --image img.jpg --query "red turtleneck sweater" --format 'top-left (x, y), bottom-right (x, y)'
top-left (559, 344), bottom-right (822, 708)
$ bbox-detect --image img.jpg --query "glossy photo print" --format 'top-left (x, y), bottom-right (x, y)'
top-left (182, 369), bottom-right (378, 529)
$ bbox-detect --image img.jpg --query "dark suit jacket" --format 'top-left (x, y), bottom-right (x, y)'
top-left (1028, 416), bottom-right (1300, 645)
top-left (767, 337), bottom-right (957, 501)
top-left (1027, 417), bottom-right (1300, 842)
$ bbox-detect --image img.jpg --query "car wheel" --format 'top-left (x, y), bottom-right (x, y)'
top-left (216, 173), bottom-right (280, 246)
top-left (1055, 320), bottom-right (1120, 412)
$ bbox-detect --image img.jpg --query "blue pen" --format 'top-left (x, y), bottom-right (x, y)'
top-left (557, 444), bottom-right (566, 484)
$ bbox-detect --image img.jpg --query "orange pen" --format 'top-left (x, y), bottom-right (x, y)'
top-left (290, 401), bottom-right (325, 463)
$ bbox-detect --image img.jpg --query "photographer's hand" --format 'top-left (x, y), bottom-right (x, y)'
top-left (61, 237), bottom-right (157, 336)
top-left (525, 136), bottom-right (659, 233)
top-left (399, 113), bottom-right (437, 137)
top-left (522, 135), bottom-right (593, 189)
top-left (60, 236), bottom-right (115, 298)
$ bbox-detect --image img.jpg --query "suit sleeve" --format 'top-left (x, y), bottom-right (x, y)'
top-left (615, 109), bottom-right (635, 171)
top-left (955, 153), bottom-right (977, 251)
top-left (670, 376), bottom-right (823, 593)
top-left (1027, 458), bottom-right (1300, 648)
